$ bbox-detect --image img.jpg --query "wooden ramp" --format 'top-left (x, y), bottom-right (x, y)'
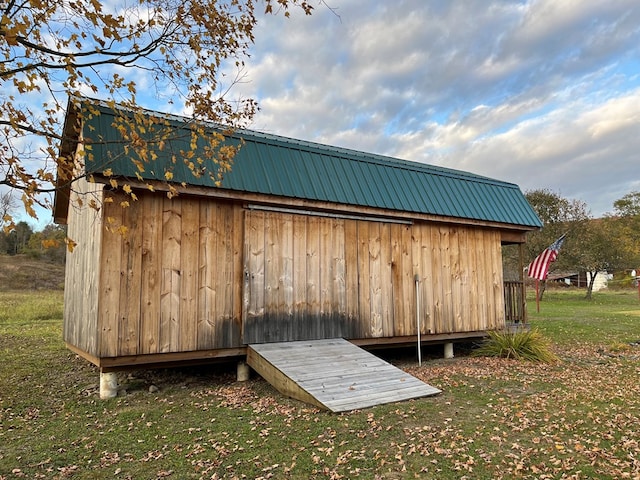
top-left (247, 338), bottom-right (441, 413)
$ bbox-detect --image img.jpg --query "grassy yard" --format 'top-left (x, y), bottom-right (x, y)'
top-left (1, 288), bottom-right (639, 479)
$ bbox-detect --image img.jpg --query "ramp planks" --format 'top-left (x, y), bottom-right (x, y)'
top-left (247, 338), bottom-right (441, 412)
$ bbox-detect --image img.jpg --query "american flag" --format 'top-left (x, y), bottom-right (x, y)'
top-left (527, 234), bottom-right (566, 281)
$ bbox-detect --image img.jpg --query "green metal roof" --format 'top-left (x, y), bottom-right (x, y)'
top-left (77, 101), bottom-right (542, 228)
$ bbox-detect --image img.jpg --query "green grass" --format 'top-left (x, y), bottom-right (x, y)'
top-left (528, 289), bottom-right (640, 346)
top-left (1, 288), bottom-right (640, 479)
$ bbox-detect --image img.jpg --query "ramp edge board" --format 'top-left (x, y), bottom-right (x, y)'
top-left (247, 338), bottom-right (441, 412)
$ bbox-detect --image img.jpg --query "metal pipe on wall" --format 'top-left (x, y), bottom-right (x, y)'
top-left (415, 274), bottom-right (421, 366)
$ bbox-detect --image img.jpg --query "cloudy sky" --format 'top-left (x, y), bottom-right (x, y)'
top-left (220, 0), bottom-right (640, 217)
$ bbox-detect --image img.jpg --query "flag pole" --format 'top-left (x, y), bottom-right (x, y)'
top-left (535, 279), bottom-right (540, 313)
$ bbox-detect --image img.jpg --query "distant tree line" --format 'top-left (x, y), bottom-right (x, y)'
top-left (0, 222), bottom-right (67, 264)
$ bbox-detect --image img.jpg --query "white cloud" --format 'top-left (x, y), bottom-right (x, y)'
top-left (453, 88), bottom-right (640, 215)
top-left (226, 0), bottom-right (640, 216)
top-left (10, 0), bottom-right (639, 225)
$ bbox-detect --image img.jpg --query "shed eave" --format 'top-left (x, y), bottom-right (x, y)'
top-left (93, 174), bottom-right (541, 234)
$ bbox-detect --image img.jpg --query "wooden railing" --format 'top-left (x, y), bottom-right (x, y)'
top-left (504, 281), bottom-right (525, 324)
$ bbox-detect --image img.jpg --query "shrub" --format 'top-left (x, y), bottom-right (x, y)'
top-left (473, 328), bottom-right (559, 363)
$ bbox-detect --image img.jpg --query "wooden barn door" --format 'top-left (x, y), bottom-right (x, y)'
top-left (242, 209), bottom-right (354, 344)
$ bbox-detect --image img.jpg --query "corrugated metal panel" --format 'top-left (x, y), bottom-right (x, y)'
top-left (81, 101), bottom-right (542, 228)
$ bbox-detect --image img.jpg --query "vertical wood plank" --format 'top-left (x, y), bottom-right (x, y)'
top-left (483, 231), bottom-right (495, 330)
top-left (410, 223), bottom-right (421, 336)
top-left (489, 230), bottom-right (506, 330)
top-left (160, 200), bottom-right (182, 352)
top-left (230, 204), bottom-right (244, 346)
top-left (319, 218), bottom-right (333, 337)
top-left (448, 227), bottom-right (463, 333)
top-left (357, 221), bottom-right (371, 337)
top-left (249, 210), bottom-right (266, 321)
top-left (198, 201), bottom-right (217, 349)
top-left (390, 223), bottom-right (410, 336)
top-left (464, 227), bottom-right (480, 332)
top-left (369, 222), bottom-right (382, 338)
top-left (418, 223), bottom-right (434, 335)
top-left (306, 216), bottom-right (321, 338)
top-left (281, 214), bottom-right (294, 341)
top-left (64, 176), bottom-right (103, 356)
top-left (140, 195), bottom-right (162, 354)
top-left (400, 224), bottom-right (414, 336)
top-left (428, 225), bottom-right (443, 333)
top-left (292, 214), bottom-right (308, 341)
top-left (99, 197), bottom-right (123, 357)
top-left (214, 203), bottom-right (233, 347)
top-left (180, 199), bottom-right (199, 351)
top-left (216, 204), bottom-right (231, 340)
top-left (343, 219), bottom-right (359, 336)
top-left (332, 219), bottom-right (347, 333)
top-left (458, 228), bottom-right (472, 331)
top-left (485, 230), bottom-right (500, 330)
top-left (244, 210), bottom-right (265, 343)
top-left (379, 222), bottom-right (393, 337)
top-left (439, 226), bottom-right (453, 333)
top-left (217, 203), bottom-right (242, 348)
top-left (474, 229), bottom-right (489, 330)
top-left (264, 212), bottom-right (282, 342)
top-left (390, 223), bottom-right (402, 335)
top-left (118, 198), bottom-right (143, 356)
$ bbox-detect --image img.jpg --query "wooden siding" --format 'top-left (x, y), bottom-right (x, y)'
top-left (66, 192), bottom-right (506, 360)
top-left (63, 176), bottom-right (104, 356)
top-left (243, 210), bottom-right (505, 344)
top-left (96, 192), bottom-right (244, 357)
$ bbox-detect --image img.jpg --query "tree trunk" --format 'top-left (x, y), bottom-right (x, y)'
top-left (538, 280), bottom-right (547, 301)
top-left (585, 271), bottom-right (598, 300)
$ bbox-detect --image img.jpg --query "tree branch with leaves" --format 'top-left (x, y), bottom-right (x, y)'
top-left (1, 0), bottom-right (314, 231)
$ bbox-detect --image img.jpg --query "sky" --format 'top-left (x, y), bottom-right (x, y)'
top-left (6, 0), bottom-right (640, 229)
top-left (218, 0), bottom-right (640, 218)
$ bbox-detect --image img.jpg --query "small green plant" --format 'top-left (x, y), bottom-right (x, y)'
top-left (608, 341), bottom-right (631, 353)
top-left (473, 328), bottom-right (559, 363)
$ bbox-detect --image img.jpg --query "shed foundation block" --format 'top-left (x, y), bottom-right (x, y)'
top-left (237, 361), bottom-right (250, 382)
top-left (444, 342), bottom-right (454, 359)
top-left (100, 372), bottom-right (118, 399)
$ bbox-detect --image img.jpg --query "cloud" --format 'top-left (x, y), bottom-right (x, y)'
top-left (10, 0), bottom-right (638, 226)
top-left (225, 0), bottom-right (640, 216)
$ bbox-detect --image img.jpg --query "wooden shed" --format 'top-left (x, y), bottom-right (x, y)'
top-left (54, 99), bottom-right (541, 389)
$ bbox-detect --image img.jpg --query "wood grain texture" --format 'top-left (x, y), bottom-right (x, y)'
top-left (197, 201), bottom-right (217, 349)
top-left (99, 195), bottom-right (124, 357)
top-left (62, 175), bottom-right (103, 356)
top-left (247, 338), bottom-right (441, 412)
top-left (66, 190), bottom-right (511, 363)
top-left (140, 195), bottom-right (163, 354)
top-left (118, 197), bottom-right (142, 356)
top-left (179, 200), bottom-right (199, 352)
top-left (160, 200), bottom-right (182, 353)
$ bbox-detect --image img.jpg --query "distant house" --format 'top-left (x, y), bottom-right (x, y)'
top-left (548, 271), bottom-right (611, 291)
top-left (54, 98), bottom-right (542, 375)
